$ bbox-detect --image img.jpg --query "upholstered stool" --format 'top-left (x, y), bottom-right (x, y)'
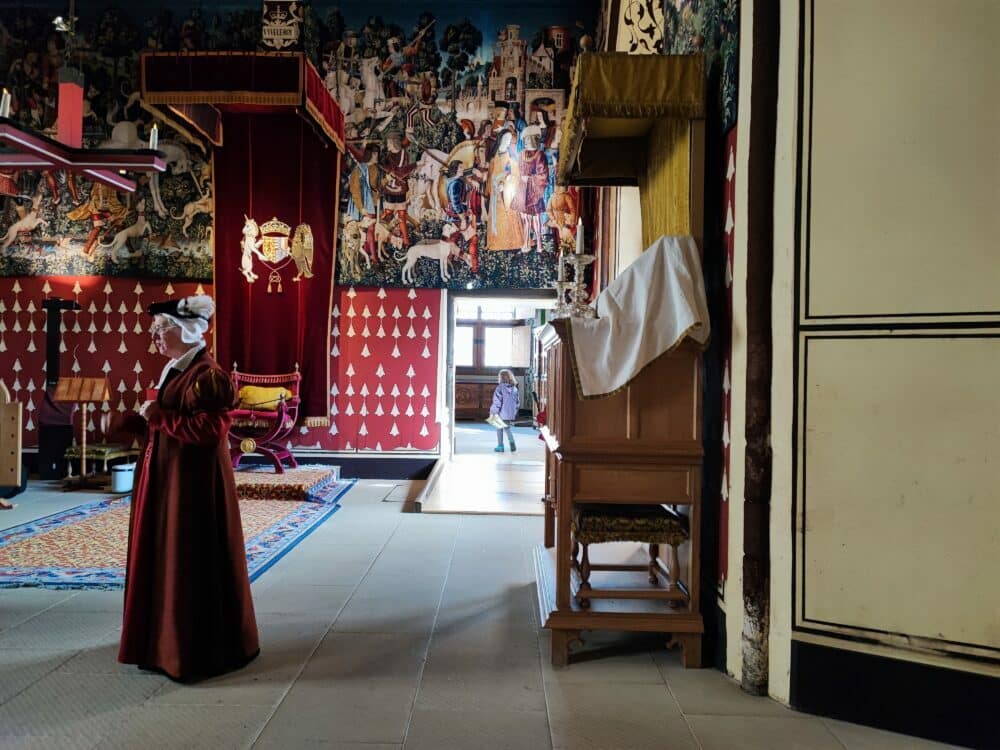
top-left (65, 442), bottom-right (140, 477)
top-left (570, 503), bottom-right (690, 609)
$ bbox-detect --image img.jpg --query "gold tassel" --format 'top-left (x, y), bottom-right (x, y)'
top-left (267, 270), bottom-right (282, 294)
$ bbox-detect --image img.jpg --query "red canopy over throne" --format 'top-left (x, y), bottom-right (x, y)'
top-left (140, 52), bottom-right (344, 426)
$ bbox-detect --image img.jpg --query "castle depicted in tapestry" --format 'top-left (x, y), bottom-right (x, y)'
top-left (0, 3), bottom-right (598, 288)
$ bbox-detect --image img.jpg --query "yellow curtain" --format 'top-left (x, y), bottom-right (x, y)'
top-left (639, 118), bottom-right (692, 249)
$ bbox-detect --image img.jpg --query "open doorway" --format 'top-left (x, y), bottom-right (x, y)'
top-left (421, 293), bottom-right (554, 515)
top-left (452, 296), bottom-right (551, 460)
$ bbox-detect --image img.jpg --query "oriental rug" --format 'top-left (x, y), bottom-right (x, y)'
top-left (234, 466), bottom-right (348, 503)
top-left (0, 481), bottom-right (355, 590)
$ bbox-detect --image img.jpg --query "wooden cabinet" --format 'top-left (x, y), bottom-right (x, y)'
top-left (534, 320), bottom-right (704, 667)
top-left (454, 381), bottom-right (496, 420)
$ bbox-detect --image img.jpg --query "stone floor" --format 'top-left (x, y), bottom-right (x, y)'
top-left (0, 481), bottom-right (957, 749)
top-left (421, 423), bottom-right (545, 515)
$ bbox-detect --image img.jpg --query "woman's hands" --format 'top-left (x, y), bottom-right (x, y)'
top-left (141, 401), bottom-right (163, 424)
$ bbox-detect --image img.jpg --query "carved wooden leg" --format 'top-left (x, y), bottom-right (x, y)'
top-left (543, 497), bottom-right (555, 548)
top-left (668, 543), bottom-right (682, 608)
top-left (576, 543), bottom-right (591, 608)
top-left (551, 629), bottom-right (581, 667)
top-left (648, 543), bottom-right (660, 584)
top-left (678, 634), bottom-right (702, 668)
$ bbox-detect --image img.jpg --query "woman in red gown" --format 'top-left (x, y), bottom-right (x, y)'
top-left (117, 295), bottom-right (259, 681)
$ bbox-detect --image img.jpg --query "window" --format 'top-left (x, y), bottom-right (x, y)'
top-left (454, 325), bottom-right (474, 367)
top-left (454, 298), bottom-right (549, 372)
top-left (505, 77), bottom-right (517, 100)
top-left (484, 327), bottom-right (514, 367)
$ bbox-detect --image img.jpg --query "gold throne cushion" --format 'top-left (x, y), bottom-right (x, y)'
top-left (237, 385), bottom-right (293, 411)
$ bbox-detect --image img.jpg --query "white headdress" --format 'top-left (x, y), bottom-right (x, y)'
top-left (151, 294), bottom-right (215, 345)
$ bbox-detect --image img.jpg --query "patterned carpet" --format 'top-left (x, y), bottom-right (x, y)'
top-left (234, 466), bottom-right (349, 502)
top-left (0, 478), bottom-right (356, 589)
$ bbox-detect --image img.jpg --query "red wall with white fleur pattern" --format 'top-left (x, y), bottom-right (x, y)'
top-left (0, 277), bottom-right (441, 454)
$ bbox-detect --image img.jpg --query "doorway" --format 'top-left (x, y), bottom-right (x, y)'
top-left (422, 292), bottom-right (554, 515)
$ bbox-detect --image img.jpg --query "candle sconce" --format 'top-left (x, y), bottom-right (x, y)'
top-left (552, 251), bottom-right (596, 320)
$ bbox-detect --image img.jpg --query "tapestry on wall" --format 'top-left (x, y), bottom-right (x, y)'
top-left (328, 5), bottom-right (596, 289)
top-left (0, 8), bottom-right (213, 281)
top-left (0, 2), bottom-right (598, 289)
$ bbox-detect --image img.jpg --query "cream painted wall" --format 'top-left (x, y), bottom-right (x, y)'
top-left (767, 0), bottom-right (1000, 694)
top-left (613, 187), bottom-right (645, 278)
top-left (800, 337), bottom-right (1000, 652)
top-left (767, 0), bottom-right (799, 702)
top-left (805, 0), bottom-right (1000, 319)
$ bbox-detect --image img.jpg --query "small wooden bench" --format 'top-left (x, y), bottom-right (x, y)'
top-left (571, 503), bottom-right (690, 609)
top-left (64, 443), bottom-right (140, 477)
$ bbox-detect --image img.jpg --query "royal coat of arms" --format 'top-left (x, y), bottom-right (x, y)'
top-left (240, 215), bottom-right (314, 293)
top-left (261, 1), bottom-right (304, 51)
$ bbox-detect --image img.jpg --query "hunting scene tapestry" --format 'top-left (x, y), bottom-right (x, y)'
top-left (329, 5), bottom-right (597, 289)
top-left (0, 2), bottom-right (598, 288)
top-left (0, 6), bottom-right (214, 280)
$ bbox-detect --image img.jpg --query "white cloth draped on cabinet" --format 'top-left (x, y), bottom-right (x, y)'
top-left (562, 235), bottom-right (710, 398)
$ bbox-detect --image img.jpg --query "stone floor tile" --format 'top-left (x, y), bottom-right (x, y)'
top-left (402, 707), bottom-right (551, 750)
top-left (0, 673), bottom-right (164, 744)
top-left (823, 718), bottom-right (962, 749)
top-left (0, 648), bottom-right (76, 704)
top-left (305, 631), bottom-right (430, 682)
top-left (0, 610), bottom-right (119, 650)
top-left (545, 681), bottom-right (697, 750)
top-left (687, 715), bottom-right (846, 750)
top-left (255, 681), bottom-right (417, 745)
top-left (655, 650), bottom-right (794, 716)
top-left (94, 704), bottom-right (270, 749)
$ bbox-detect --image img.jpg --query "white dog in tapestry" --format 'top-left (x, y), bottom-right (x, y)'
top-left (396, 223), bottom-right (469, 284)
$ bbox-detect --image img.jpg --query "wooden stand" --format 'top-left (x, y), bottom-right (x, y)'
top-left (54, 377), bottom-right (110, 491)
top-left (534, 321), bottom-right (704, 667)
top-left (0, 381), bottom-right (22, 508)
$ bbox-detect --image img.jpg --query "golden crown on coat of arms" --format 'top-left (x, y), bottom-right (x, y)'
top-left (260, 217), bottom-right (291, 237)
top-left (240, 214), bottom-right (312, 293)
top-left (259, 217), bottom-right (291, 262)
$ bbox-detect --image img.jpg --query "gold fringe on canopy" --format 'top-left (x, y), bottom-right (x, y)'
top-left (557, 53), bottom-right (705, 186)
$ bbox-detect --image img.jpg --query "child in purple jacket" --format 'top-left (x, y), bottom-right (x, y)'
top-left (490, 369), bottom-right (520, 453)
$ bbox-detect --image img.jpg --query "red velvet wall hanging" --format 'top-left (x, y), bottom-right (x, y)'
top-left (213, 113), bottom-right (338, 424)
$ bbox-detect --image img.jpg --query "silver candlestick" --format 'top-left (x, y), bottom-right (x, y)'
top-left (551, 253), bottom-right (596, 319)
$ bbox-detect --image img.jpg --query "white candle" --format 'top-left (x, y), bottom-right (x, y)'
top-left (148, 123), bottom-right (158, 150)
top-left (557, 257), bottom-right (565, 281)
top-left (0, 89), bottom-right (10, 118)
top-left (574, 217), bottom-right (584, 255)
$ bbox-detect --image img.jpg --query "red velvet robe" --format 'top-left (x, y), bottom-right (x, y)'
top-left (118, 349), bottom-right (259, 681)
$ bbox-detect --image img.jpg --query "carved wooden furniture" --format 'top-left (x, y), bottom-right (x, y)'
top-left (54, 376), bottom-right (110, 491)
top-left (454, 380), bottom-right (494, 420)
top-left (65, 443), bottom-right (140, 476)
top-left (571, 503), bottom-right (690, 609)
top-left (0, 380), bottom-right (23, 506)
top-left (228, 364), bottom-right (301, 474)
top-left (534, 321), bottom-right (703, 667)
